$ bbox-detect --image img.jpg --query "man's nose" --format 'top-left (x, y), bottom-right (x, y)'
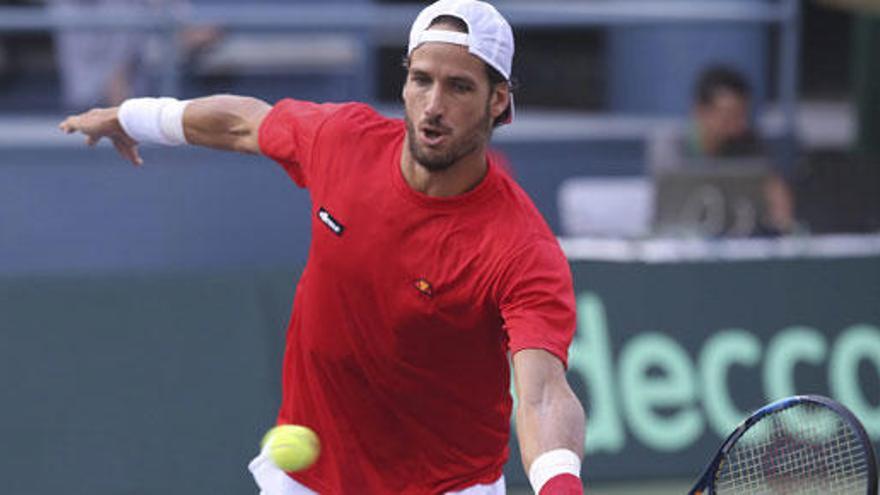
top-left (424, 86), bottom-right (447, 119)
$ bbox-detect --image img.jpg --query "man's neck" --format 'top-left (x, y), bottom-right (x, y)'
top-left (399, 139), bottom-right (489, 198)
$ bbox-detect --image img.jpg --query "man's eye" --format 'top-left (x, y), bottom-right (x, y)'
top-left (453, 83), bottom-right (473, 93)
top-left (412, 75), bottom-right (431, 85)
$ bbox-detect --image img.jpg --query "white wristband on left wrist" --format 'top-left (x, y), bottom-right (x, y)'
top-left (118, 97), bottom-right (190, 146)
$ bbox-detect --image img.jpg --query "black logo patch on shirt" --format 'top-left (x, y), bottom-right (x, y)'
top-left (317, 207), bottom-right (345, 236)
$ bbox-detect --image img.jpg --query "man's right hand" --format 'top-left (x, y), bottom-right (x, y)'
top-left (59, 107), bottom-right (143, 166)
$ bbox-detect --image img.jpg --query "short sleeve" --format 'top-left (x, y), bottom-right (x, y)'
top-left (498, 239), bottom-right (577, 367)
top-left (258, 99), bottom-right (344, 188)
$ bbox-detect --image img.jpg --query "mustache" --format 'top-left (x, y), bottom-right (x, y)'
top-left (421, 115), bottom-right (451, 133)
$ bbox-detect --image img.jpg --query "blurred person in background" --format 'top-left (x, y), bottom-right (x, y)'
top-left (50, 0), bottom-right (219, 111)
top-left (651, 65), bottom-right (762, 168)
top-left (650, 65), bottom-right (798, 236)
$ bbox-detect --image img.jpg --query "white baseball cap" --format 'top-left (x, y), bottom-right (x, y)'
top-left (407, 0), bottom-right (515, 125)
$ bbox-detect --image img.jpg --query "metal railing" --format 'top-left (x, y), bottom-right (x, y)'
top-left (0, 0), bottom-right (800, 142)
top-left (0, 2), bottom-right (796, 30)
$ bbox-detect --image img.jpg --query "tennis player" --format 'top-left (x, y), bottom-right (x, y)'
top-left (59, 1), bottom-right (586, 493)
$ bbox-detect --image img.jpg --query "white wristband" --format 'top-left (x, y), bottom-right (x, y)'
top-left (528, 448), bottom-right (581, 494)
top-left (118, 97), bottom-right (190, 146)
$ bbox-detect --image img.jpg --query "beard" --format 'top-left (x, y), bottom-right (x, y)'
top-left (404, 103), bottom-right (493, 172)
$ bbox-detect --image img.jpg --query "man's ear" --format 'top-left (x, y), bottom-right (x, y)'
top-left (490, 83), bottom-right (510, 121)
top-left (401, 56), bottom-right (411, 103)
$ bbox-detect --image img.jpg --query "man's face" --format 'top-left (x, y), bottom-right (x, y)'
top-left (696, 89), bottom-right (750, 152)
top-left (402, 41), bottom-right (508, 171)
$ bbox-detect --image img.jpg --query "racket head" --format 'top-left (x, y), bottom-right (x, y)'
top-left (688, 395), bottom-right (878, 495)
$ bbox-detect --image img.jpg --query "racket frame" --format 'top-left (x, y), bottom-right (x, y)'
top-left (688, 394), bottom-right (878, 495)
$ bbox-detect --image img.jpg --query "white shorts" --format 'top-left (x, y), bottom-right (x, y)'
top-left (248, 449), bottom-right (506, 495)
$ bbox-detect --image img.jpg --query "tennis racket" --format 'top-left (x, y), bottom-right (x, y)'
top-left (689, 394), bottom-right (878, 495)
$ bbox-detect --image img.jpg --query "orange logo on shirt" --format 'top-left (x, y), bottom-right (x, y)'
top-left (413, 278), bottom-right (433, 298)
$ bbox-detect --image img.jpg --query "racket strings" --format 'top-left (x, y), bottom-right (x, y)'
top-left (714, 402), bottom-right (870, 494)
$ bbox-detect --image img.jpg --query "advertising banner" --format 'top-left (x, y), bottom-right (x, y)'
top-left (531, 253), bottom-right (880, 482)
top-left (4, 242), bottom-right (878, 491)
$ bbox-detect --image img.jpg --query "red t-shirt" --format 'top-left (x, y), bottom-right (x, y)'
top-left (259, 99), bottom-right (576, 494)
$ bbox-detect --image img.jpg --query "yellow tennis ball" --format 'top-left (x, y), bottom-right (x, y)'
top-left (261, 424), bottom-right (320, 472)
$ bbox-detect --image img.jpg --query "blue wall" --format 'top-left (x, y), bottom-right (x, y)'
top-left (0, 138), bottom-right (645, 274)
top-left (607, 0), bottom-right (769, 116)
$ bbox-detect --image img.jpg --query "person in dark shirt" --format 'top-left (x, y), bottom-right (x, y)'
top-left (650, 65), bottom-right (797, 236)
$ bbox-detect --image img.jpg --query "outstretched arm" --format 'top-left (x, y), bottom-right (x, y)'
top-left (59, 95), bottom-right (272, 165)
top-left (181, 95), bottom-right (272, 152)
top-left (513, 349), bottom-right (586, 494)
